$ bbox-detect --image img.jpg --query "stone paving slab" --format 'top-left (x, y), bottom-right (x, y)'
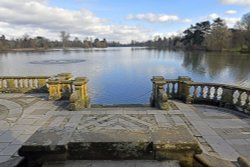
top-left (0, 94), bottom-right (250, 164)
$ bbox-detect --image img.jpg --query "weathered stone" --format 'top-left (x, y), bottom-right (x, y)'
top-left (194, 153), bottom-right (236, 167)
top-left (18, 125), bottom-right (201, 167)
top-left (150, 76), bottom-right (170, 110)
top-left (47, 79), bottom-right (62, 100)
top-left (152, 126), bottom-right (202, 167)
top-left (238, 156), bottom-right (250, 167)
top-left (69, 77), bottom-right (90, 110)
top-left (68, 129), bottom-right (152, 160)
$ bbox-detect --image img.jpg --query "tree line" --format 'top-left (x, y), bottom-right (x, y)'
top-left (1, 12), bottom-right (250, 52)
top-left (0, 31), bottom-right (108, 51)
top-left (130, 12), bottom-right (250, 52)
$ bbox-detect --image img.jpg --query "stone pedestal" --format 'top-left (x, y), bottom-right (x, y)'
top-left (150, 76), bottom-right (170, 110)
top-left (47, 79), bottom-right (62, 100)
top-left (178, 76), bottom-right (193, 103)
top-left (69, 77), bottom-right (90, 110)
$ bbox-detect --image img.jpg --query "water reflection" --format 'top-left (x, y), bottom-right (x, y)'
top-left (182, 51), bottom-right (250, 85)
top-left (0, 48), bottom-right (249, 104)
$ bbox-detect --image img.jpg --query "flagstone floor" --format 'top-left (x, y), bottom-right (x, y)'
top-left (0, 93), bottom-right (250, 164)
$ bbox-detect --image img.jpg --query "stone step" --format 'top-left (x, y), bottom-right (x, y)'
top-left (18, 126), bottom-right (201, 167)
top-left (42, 160), bottom-right (181, 167)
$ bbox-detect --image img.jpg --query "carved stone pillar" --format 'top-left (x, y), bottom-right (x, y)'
top-left (47, 79), bottom-right (62, 100)
top-left (178, 76), bottom-right (192, 103)
top-left (150, 76), bottom-right (169, 110)
top-left (150, 76), bottom-right (165, 107)
top-left (69, 77), bottom-right (90, 110)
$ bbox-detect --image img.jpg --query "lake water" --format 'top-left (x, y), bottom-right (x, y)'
top-left (0, 47), bottom-right (250, 104)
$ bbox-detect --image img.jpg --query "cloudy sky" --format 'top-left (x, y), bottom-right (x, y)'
top-left (0, 0), bottom-right (249, 43)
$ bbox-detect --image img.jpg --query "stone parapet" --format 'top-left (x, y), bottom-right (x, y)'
top-left (151, 76), bottom-right (250, 114)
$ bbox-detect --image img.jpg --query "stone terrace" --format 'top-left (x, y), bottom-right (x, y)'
top-left (0, 93), bottom-right (250, 166)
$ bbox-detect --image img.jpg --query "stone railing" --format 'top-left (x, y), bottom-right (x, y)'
top-left (0, 76), bottom-right (50, 93)
top-left (0, 73), bottom-right (90, 110)
top-left (151, 76), bottom-right (250, 114)
top-left (44, 73), bottom-right (90, 110)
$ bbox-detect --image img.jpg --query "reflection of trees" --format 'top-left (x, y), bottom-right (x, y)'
top-left (182, 52), bottom-right (206, 75)
top-left (182, 51), bottom-right (250, 82)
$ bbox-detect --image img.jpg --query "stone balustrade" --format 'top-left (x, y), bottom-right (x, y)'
top-left (151, 76), bottom-right (250, 114)
top-left (0, 76), bottom-right (50, 93)
top-left (0, 73), bottom-right (90, 110)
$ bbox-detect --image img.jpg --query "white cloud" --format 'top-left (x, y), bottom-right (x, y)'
top-left (0, 0), bottom-right (151, 43)
top-left (127, 13), bottom-right (179, 22)
top-left (203, 13), bottom-right (240, 27)
top-left (183, 19), bottom-right (193, 23)
top-left (206, 13), bottom-right (220, 20)
top-left (127, 13), bottom-right (192, 24)
top-left (220, 0), bottom-right (250, 5)
top-left (225, 10), bottom-right (237, 14)
top-left (224, 17), bottom-right (241, 25)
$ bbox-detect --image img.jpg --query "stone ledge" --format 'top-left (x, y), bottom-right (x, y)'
top-left (18, 126), bottom-right (201, 167)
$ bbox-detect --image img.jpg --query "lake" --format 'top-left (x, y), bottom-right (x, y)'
top-left (0, 47), bottom-right (250, 104)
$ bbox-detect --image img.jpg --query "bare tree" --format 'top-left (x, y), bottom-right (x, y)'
top-left (204, 18), bottom-right (231, 51)
top-left (60, 31), bottom-right (70, 48)
top-left (239, 13), bottom-right (250, 51)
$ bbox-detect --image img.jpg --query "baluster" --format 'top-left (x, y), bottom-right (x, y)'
top-left (28, 79), bottom-right (32, 88)
top-left (237, 91), bottom-right (242, 106)
top-left (31, 79), bottom-right (34, 88)
top-left (35, 79), bottom-right (39, 88)
top-left (17, 79), bottom-right (21, 88)
top-left (33, 79), bottom-right (36, 88)
top-left (193, 86), bottom-right (198, 98)
top-left (213, 86), bottom-right (218, 100)
top-left (172, 83), bottom-right (175, 95)
top-left (14, 79), bottom-right (17, 88)
top-left (246, 92), bottom-right (250, 108)
top-left (176, 82), bottom-right (179, 95)
top-left (200, 86), bottom-right (204, 98)
top-left (207, 87), bottom-right (211, 99)
top-left (22, 79), bottom-right (26, 88)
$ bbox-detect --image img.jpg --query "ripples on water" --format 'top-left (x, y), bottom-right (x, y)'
top-left (29, 59), bottom-right (86, 64)
top-left (0, 48), bottom-right (249, 104)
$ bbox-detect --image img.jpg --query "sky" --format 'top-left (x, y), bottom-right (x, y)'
top-left (0, 0), bottom-right (249, 43)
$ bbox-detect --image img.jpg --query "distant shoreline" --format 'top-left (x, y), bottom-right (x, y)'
top-left (1, 47), bottom-right (249, 54)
